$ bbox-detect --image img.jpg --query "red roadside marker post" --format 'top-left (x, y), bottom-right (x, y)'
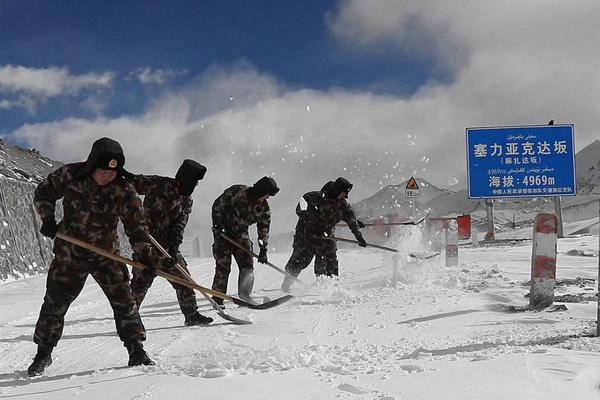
top-left (529, 213), bottom-right (558, 309)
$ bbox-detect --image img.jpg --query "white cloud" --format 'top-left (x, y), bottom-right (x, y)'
top-left (0, 65), bottom-right (114, 97)
top-left (0, 95), bottom-right (37, 113)
top-left (129, 67), bottom-right (187, 85)
top-left (9, 2), bottom-right (600, 231)
top-left (6, 64), bottom-right (465, 232)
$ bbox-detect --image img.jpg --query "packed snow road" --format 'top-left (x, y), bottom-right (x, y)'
top-left (0, 229), bottom-right (599, 399)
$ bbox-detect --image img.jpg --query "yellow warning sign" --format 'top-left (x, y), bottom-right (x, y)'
top-left (406, 177), bottom-right (419, 190)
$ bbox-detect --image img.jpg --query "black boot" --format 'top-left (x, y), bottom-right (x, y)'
top-left (27, 346), bottom-right (53, 377)
top-left (184, 312), bottom-right (213, 326)
top-left (125, 341), bottom-right (155, 367)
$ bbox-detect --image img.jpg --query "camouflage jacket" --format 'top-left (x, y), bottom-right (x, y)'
top-left (130, 174), bottom-right (192, 254)
top-left (34, 163), bottom-right (151, 258)
top-left (212, 185), bottom-right (271, 247)
top-left (294, 191), bottom-right (361, 240)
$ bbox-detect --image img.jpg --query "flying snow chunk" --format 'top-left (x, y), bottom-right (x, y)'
top-left (448, 177), bottom-right (459, 186)
top-left (306, 105), bottom-right (310, 112)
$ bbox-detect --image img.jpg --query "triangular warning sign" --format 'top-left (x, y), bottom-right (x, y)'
top-left (406, 177), bottom-right (419, 190)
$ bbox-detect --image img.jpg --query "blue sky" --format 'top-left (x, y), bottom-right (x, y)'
top-left (1, 1), bottom-right (599, 232)
top-left (0, 0), bottom-right (449, 134)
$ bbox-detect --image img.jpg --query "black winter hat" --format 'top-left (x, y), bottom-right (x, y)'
top-left (175, 159), bottom-right (207, 196)
top-left (77, 137), bottom-right (125, 178)
top-left (247, 176), bottom-right (279, 200)
top-left (327, 177), bottom-right (353, 199)
top-left (320, 181), bottom-right (334, 198)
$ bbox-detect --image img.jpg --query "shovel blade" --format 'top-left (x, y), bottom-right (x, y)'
top-left (231, 294), bottom-right (294, 310)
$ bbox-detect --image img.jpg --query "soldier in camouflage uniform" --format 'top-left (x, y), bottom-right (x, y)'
top-left (210, 176), bottom-right (279, 304)
top-left (281, 177), bottom-right (367, 292)
top-left (28, 137), bottom-right (162, 376)
top-left (126, 159), bottom-right (213, 326)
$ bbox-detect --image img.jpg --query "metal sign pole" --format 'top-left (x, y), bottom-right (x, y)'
top-left (554, 196), bottom-right (564, 238)
top-left (485, 198), bottom-right (495, 240)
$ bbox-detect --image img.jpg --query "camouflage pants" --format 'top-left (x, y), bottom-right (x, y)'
top-left (211, 236), bottom-right (254, 298)
top-left (34, 256), bottom-right (146, 349)
top-left (285, 236), bottom-right (339, 277)
top-left (130, 256), bottom-right (198, 319)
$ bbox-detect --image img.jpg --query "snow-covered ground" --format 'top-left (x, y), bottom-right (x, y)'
top-left (1, 226), bottom-right (600, 399)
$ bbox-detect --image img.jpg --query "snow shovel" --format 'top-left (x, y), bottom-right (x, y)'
top-left (145, 233), bottom-right (252, 325)
top-left (56, 232), bottom-right (293, 310)
top-left (359, 214), bottom-right (428, 226)
top-left (337, 214), bottom-right (429, 228)
top-left (322, 235), bottom-right (400, 252)
top-left (220, 233), bottom-right (307, 287)
top-left (322, 236), bottom-right (439, 260)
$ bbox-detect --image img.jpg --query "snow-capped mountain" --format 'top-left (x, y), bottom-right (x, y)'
top-left (353, 177), bottom-right (458, 220)
top-left (353, 141), bottom-right (600, 227)
top-left (575, 139), bottom-right (600, 194)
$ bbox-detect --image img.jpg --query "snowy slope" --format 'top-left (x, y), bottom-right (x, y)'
top-left (0, 227), bottom-right (599, 399)
top-left (576, 140), bottom-right (600, 194)
top-left (0, 140), bottom-right (60, 182)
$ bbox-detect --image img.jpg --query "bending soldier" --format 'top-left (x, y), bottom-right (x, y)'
top-left (211, 176), bottom-right (279, 304)
top-left (126, 159), bottom-right (213, 326)
top-left (281, 177), bottom-right (366, 292)
top-left (29, 137), bottom-right (160, 376)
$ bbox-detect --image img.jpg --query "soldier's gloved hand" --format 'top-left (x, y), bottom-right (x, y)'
top-left (355, 233), bottom-right (368, 248)
top-left (357, 220), bottom-right (366, 229)
top-left (174, 252), bottom-right (187, 267)
top-left (40, 216), bottom-right (59, 238)
top-left (163, 256), bottom-right (178, 271)
top-left (257, 247), bottom-right (268, 264)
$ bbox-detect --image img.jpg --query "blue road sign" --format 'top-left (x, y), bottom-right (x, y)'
top-left (466, 125), bottom-right (575, 199)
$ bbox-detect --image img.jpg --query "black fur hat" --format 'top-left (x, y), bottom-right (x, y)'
top-left (320, 181), bottom-right (334, 197)
top-left (327, 177), bottom-right (353, 199)
top-left (76, 137), bottom-right (125, 178)
top-left (175, 159), bottom-right (207, 196)
top-left (247, 176), bottom-right (279, 200)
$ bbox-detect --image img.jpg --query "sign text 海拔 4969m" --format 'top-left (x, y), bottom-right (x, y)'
top-left (466, 125), bottom-right (575, 199)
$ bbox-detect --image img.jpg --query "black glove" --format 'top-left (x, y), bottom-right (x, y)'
top-left (40, 216), bottom-right (59, 238)
top-left (174, 252), bottom-right (187, 267)
top-left (356, 233), bottom-right (367, 248)
top-left (357, 220), bottom-right (366, 229)
top-left (257, 247), bottom-right (268, 264)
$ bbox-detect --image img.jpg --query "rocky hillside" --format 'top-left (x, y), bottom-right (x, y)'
top-left (0, 140), bottom-right (61, 279)
top-left (0, 139), bottom-right (61, 182)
